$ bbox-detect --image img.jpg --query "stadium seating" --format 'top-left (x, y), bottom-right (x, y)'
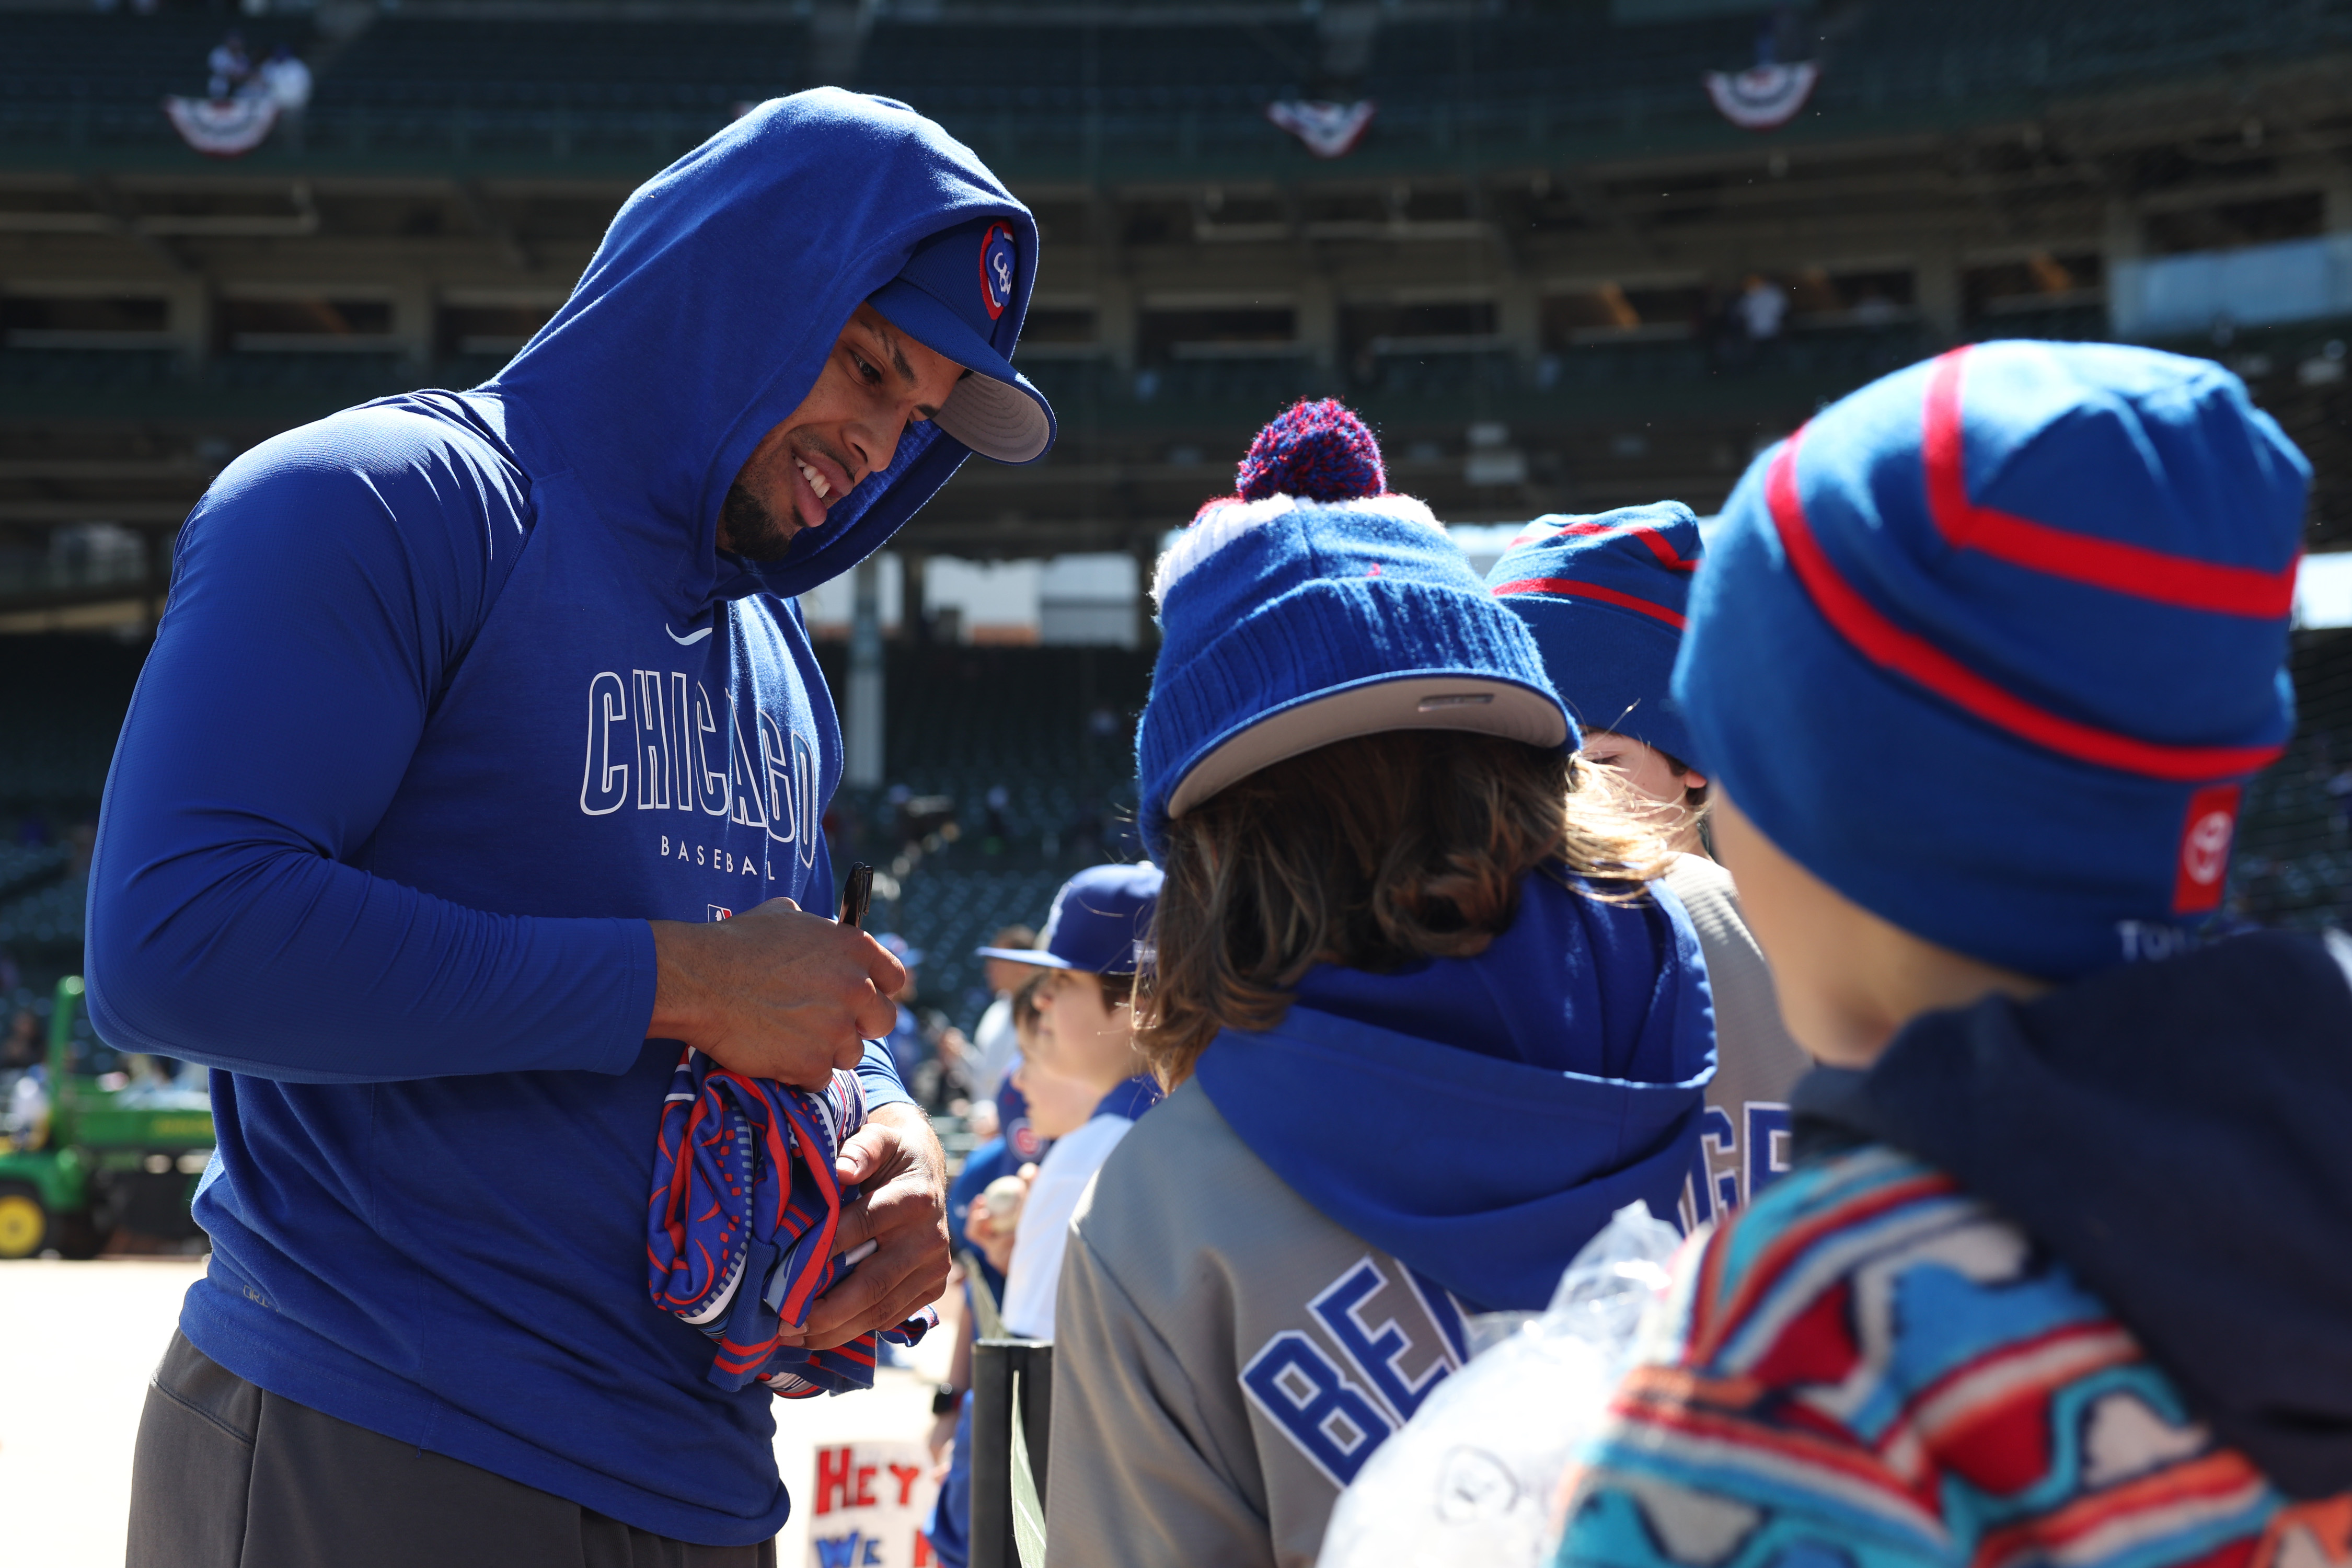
top-left (881, 863), bottom-right (1077, 1024)
top-left (2231, 630), bottom-right (2352, 933)
top-left (3, 10), bottom-right (238, 107)
top-left (815, 643), bottom-right (1149, 849)
top-left (1355, 0), bottom-right (2352, 153)
top-left (2, 543), bottom-right (2347, 998)
top-left (809, 643), bottom-right (1152, 1024)
top-left (855, 20), bottom-right (1315, 112)
top-left (0, 875), bottom-right (86, 954)
top-left (1804, 0), bottom-right (2352, 117)
top-left (6, 0), bottom-right (2352, 990)
top-left (0, 636), bottom-right (142, 808)
top-left (0, 348), bottom-right (512, 424)
top-left (0, 349), bottom-right (183, 394)
top-left (328, 17), bottom-right (808, 111)
top-left (6, 0), bottom-right (2352, 166)
top-left (0, 10), bottom-right (285, 153)
top-left (0, 843), bottom-right (70, 904)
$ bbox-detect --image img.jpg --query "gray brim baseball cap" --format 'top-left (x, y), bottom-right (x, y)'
top-left (867, 215), bottom-right (1056, 465)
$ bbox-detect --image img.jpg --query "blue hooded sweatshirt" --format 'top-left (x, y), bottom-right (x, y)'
top-left (1791, 929), bottom-right (2352, 1500)
top-left (84, 90), bottom-right (1039, 1545)
top-left (1194, 868), bottom-right (1715, 1313)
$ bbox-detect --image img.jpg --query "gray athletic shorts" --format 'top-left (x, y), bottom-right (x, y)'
top-left (128, 1330), bottom-right (779, 1568)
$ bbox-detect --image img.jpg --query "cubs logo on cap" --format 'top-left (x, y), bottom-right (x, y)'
top-left (980, 222), bottom-right (1016, 322)
top-left (867, 214), bottom-right (1056, 464)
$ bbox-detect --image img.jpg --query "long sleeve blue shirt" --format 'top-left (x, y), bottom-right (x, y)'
top-left (83, 90), bottom-right (1043, 1547)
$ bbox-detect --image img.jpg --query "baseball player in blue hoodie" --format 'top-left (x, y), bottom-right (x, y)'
top-left (1042, 401), bottom-right (1718, 1568)
top-left (88, 91), bottom-right (1054, 1565)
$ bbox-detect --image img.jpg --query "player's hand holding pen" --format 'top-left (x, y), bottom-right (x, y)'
top-left (642, 862), bottom-right (903, 1089)
top-left (792, 860), bottom-right (954, 1351)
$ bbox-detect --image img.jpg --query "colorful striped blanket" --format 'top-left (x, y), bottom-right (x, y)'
top-left (1554, 1144), bottom-right (2352, 1568)
top-left (648, 1048), bottom-right (932, 1398)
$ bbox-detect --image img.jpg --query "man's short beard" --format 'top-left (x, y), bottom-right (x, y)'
top-left (718, 480), bottom-right (797, 561)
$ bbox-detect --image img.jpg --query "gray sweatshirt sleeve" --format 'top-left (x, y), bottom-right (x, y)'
top-left (1045, 1225), bottom-right (1279, 1568)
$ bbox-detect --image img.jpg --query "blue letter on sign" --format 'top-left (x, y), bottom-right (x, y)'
top-left (1239, 1330), bottom-right (1394, 1487)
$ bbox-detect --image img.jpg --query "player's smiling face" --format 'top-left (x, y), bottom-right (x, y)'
top-left (717, 302), bottom-right (966, 561)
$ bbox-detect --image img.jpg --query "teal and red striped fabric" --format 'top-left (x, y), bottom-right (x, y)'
top-left (649, 1048), bottom-right (932, 1398)
top-left (1554, 1144), bottom-right (2349, 1568)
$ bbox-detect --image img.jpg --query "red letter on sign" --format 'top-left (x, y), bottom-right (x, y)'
top-left (854, 1464), bottom-right (878, 1507)
top-left (889, 1462), bottom-right (924, 1506)
top-left (815, 1447), bottom-right (856, 1516)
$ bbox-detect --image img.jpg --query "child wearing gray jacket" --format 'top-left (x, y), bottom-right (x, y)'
top-left (1043, 402), bottom-right (1717, 1568)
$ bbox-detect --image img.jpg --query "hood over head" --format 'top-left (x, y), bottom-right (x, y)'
top-left (1793, 929), bottom-right (2352, 1498)
top-left (486, 89), bottom-right (1041, 607)
top-left (1194, 870), bottom-right (1713, 1312)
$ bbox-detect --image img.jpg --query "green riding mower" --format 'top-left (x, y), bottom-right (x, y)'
top-left (0, 976), bottom-right (215, 1259)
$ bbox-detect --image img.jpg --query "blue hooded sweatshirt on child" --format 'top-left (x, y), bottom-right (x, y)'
top-left (84, 90), bottom-right (1037, 1545)
top-left (1195, 868), bottom-right (1715, 1313)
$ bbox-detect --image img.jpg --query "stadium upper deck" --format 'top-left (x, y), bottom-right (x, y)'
top-left (4, 0), bottom-right (2352, 617)
top-left (3, 0), bottom-right (2344, 180)
top-left (5, 0), bottom-right (2352, 963)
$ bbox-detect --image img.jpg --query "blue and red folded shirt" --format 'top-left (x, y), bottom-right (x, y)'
top-left (649, 1048), bottom-right (933, 1399)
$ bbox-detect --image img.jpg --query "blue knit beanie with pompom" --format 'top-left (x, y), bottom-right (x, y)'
top-left (1134, 399), bottom-right (1571, 858)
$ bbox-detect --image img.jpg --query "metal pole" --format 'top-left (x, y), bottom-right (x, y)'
top-left (970, 1339), bottom-right (1017, 1568)
top-left (846, 556), bottom-right (884, 789)
top-left (1021, 1343), bottom-right (1054, 1508)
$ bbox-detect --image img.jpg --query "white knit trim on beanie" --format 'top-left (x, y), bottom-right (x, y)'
top-left (1151, 491), bottom-right (1442, 606)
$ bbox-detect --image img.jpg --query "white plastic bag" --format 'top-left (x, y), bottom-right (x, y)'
top-left (1313, 1202), bottom-right (1682, 1568)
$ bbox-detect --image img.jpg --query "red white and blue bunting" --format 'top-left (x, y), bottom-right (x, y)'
top-left (1265, 99), bottom-right (1378, 159)
top-left (163, 95), bottom-right (280, 158)
top-left (1702, 62), bottom-right (1819, 132)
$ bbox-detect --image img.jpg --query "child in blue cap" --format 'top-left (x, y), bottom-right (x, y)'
top-left (1554, 342), bottom-right (2352, 1568)
top-left (1043, 401), bottom-right (1717, 1567)
top-left (1487, 503), bottom-right (1712, 850)
top-left (1490, 505), bottom-right (1811, 1226)
top-left (931, 866), bottom-right (1158, 1568)
top-left (973, 860), bottom-right (1165, 1340)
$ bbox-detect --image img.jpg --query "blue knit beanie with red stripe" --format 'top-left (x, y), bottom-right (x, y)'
top-left (1486, 502), bottom-right (1703, 767)
top-left (1681, 340), bottom-right (2307, 980)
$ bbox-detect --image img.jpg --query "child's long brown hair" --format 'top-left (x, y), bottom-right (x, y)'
top-left (1137, 730), bottom-right (1674, 1085)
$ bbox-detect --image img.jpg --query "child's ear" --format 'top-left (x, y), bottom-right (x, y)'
top-left (1682, 769), bottom-right (1711, 790)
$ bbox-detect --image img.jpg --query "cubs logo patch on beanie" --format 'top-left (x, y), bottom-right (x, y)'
top-left (1487, 501), bottom-right (1703, 767)
top-left (1679, 340), bottom-right (2308, 979)
top-left (1135, 399), bottom-right (1571, 858)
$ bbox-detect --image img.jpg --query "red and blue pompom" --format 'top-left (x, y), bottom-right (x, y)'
top-left (1234, 398), bottom-right (1387, 503)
